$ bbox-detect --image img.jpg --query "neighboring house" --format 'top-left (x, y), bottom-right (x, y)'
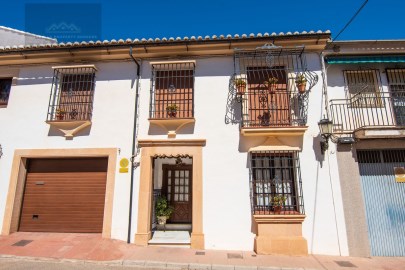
top-left (0, 29), bottom-right (351, 257)
top-left (324, 40), bottom-right (405, 257)
top-left (0, 26), bottom-right (57, 47)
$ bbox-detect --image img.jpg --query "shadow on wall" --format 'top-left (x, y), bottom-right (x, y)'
top-left (16, 63), bottom-right (137, 86)
top-left (312, 135), bottom-right (325, 167)
top-left (147, 122), bottom-right (195, 136)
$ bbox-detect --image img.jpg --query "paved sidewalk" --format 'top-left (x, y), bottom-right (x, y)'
top-left (0, 232), bottom-right (404, 270)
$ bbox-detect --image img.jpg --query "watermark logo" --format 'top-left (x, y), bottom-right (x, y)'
top-left (25, 3), bottom-right (101, 43)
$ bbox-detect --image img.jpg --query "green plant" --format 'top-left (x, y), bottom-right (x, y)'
top-left (56, 108), bottom-right (66, 115)
top-left (155, 196), bottom-right (174, 217)
top-left (234, 78), bottom-right (246, 87)
top-left (264, 77), bottom-right (278, 85)
top-left (166, 104), bottom-right (179, 111)
top-left (272, 195), bottom-right (287, 206)
top-left (295, 74), bottom-right (307, 85)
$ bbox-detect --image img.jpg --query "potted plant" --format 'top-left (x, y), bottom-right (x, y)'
top-left (166, 104), bottom-right (179, 117)
top-left (234, 78), bottom-right (247, 95)
top-left (264, 77), bottom-right (278, 94)
top-left (295, 74), bottom-right (307, 94)
top-left (272, 195), bottom-right (287, 214)
top-left (155, 196), bottom-right (174, 226)
top-left (55, 108), bottom-right (66, 120)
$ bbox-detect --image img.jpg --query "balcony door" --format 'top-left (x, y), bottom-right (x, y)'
top-left (162, 165), bottom-right (192, 223)
top-left (387, 69), bottom-right (405, 126)
top-left (246, 67), bottom-right (291, 127)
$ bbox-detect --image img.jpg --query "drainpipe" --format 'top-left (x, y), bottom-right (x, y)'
top-left (127, 46), bottom-right (141, 244)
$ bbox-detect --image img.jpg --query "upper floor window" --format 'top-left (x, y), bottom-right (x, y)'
top-left (47, 66), bottom-right (97, 122)
top-left (344, 69), bottom-right (382, 107)
top-left (387, 69), bottom-right (405, 126)
top-left (0, 78), bottom-right (12, 106)
top-left (251, 150), bottom-right (304, 215)
top-left (150, 61), bottom-right (195, 119)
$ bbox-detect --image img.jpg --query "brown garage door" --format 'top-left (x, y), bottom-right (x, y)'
top-left (19, 158), bottom-right (108, 233)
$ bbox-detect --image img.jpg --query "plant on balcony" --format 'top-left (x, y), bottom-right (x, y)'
top-left (166, 104), bottom-right (179, 118)
top-left (295, 74), bottom-right (307, 94)
top-left (272, 194), bottom-right (287, 214)
top-left (155, 196), bottom-right (174, 226)
top-left (55, 108), bottom-right (66, 120)
top-left (264, 77), bottom-right (278, 94)
top-left (234, 78), bottom-right (247, 95)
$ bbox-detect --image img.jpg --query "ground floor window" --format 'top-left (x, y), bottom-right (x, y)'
top-left (250, 150), bottom-right (304, 215)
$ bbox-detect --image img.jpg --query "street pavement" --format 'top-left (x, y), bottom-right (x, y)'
top-left (0, 232), bottom-right (404, 270)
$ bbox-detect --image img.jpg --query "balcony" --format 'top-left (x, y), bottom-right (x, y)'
top-left (330, 91), bottom-right (405, 139)
top-left (230, 45), bottom-right (317, 137)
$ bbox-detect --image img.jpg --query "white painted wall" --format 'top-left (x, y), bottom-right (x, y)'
top-left (134, 54), bottom-right (349, 254)
top-left (0, 61), bottom-right (136, 241)
top-left (0, 52), bottom-right (351, 255)
top-left (0, 26), bottom-right (56, 47)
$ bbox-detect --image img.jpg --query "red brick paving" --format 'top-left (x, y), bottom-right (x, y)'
top-left (0, 232), bottom-right (404, 270)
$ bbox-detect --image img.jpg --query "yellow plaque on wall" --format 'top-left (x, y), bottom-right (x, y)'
top-left (119, 158), bottom-right (130, 173)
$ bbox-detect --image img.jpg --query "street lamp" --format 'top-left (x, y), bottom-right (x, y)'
top-left (318, 118), bottom-right (333, 155)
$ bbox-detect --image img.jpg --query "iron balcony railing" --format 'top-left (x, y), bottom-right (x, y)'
top-left (241, 89), bottom-right (308, 128)
top-left (330, 91), bottom-right (405, 135)
top-left (47, 66), bottom-right (96, 122)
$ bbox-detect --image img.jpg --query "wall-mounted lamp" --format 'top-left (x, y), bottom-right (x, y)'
top-left (168, 83), bottom-right (176, 93)
top-left (318, 118), bottom-right (333, 155)
top-left (0, 144), bottom-right (3, 158)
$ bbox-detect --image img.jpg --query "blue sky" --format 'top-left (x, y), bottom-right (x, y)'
top-left (1, 0), bottom-right (404, 42)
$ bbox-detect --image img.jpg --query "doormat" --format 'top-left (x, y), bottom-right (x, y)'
top-left (227, 253), bottom-right (243, 259)
top-left (335, 261), bottom-right (357, 268)
top-left (12, 240), bottom-right (33, 247)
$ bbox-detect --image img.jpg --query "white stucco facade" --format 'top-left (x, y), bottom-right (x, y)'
top-left (0, 31), bottom-right (351, 256)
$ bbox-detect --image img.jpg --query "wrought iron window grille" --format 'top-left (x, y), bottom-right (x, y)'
top-left (226, 45), bottom-right (318, 127)
top-left (0, 78), bottom-right (12, 106)
top-left (249, 150), bottom-right (304, 215)
top-left (150, 62), bottom-right (195, 119)
top-left (46, 66), bottom-right (97, 122)
top-left (343, 69), bottom-right (383, 108)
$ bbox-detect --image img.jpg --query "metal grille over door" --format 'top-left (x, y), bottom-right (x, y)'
top-left (357, 150), bottom-right (405, 256)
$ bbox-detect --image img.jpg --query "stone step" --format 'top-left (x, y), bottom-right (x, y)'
top-left (148, 230), bottom-right (191, 246)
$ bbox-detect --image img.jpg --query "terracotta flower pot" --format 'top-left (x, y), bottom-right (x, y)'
top-left (273, 205), bottom-right (282, 214)
top-left (236, 85), bottom-right (246, 95)
top-left (167, 110), bottom-right (177, 118)
top-left (297, 83), bottom-right (306, 94)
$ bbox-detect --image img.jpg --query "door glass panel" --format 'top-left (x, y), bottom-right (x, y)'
top-left (185, 194), bottom-right (189, 201)
top-left (175, 171), bottom-right (179, 177)
top-left (179, 194), bottom-right (184, 201)
top-left (175, 186), bottom-right (179, 193)
top-left (185, 171), bottom-right (189, 177)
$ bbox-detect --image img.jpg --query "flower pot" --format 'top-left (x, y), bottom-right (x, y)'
top-left (236, 85), bottom-right (246, 95)
top-left (268, 84), bottom-right (277, 94)
top-left (296, 83), bottom-right (306, 94)
top-left (157, 216), bottom-right (168, 225)
top-left (273, 205), bottom-right (282, 214)
top-left (167, 110), bottom-right (177, 117)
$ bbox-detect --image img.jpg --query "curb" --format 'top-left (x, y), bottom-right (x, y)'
top-left (0, 254), bottom-right (316, 270)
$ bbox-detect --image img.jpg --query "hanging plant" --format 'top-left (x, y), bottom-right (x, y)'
top-left (264, 77), bottom-right (278, 94)
top-left (234, 78), bottom-right (247, 96)
top-left (295, 74), bottom-right (307, 94)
